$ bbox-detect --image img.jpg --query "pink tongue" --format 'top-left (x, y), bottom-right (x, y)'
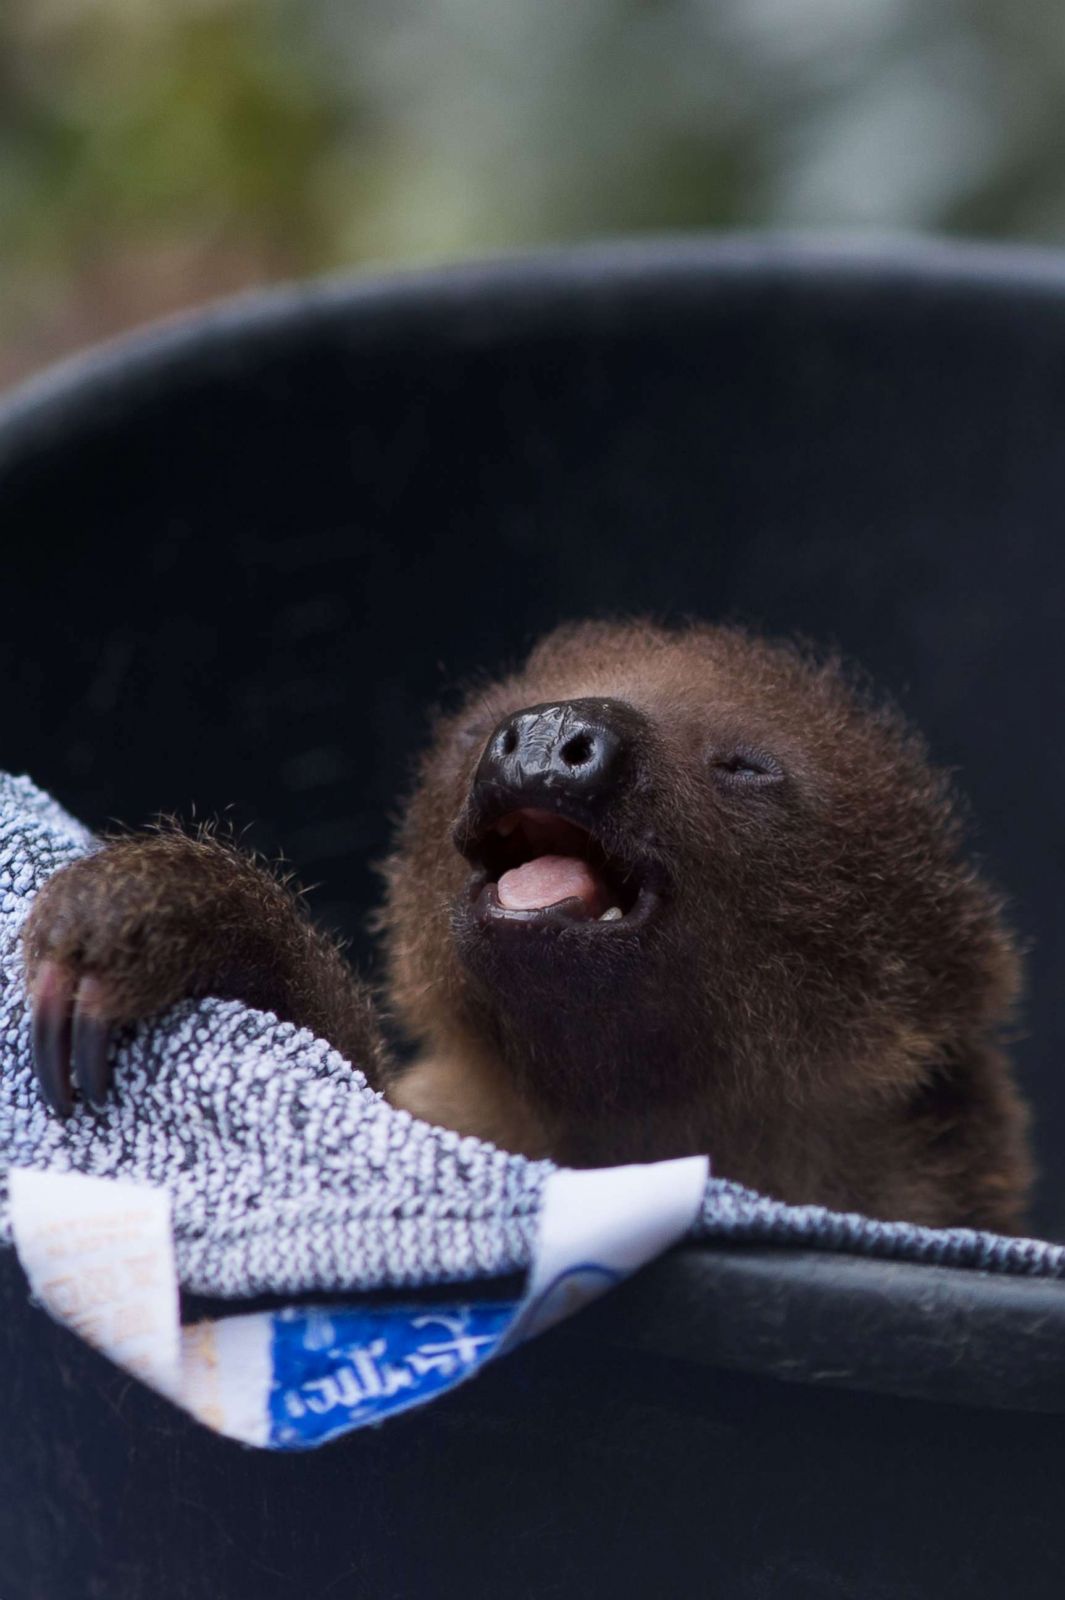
top-left (497, 855), bottom-right (609, 915)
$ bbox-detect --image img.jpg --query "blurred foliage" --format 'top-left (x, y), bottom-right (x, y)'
top-left (2, 0), bottom-right (1065, 384)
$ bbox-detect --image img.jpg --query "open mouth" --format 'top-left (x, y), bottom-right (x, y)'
top-left (461, 807), bottom-right (654, 931)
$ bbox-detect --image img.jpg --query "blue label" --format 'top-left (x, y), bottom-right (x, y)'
top-left (267, 1300), bottom-right (519, 1449)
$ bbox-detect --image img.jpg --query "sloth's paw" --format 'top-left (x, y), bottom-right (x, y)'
top-left (20, 831), bottom-right (270, 1116)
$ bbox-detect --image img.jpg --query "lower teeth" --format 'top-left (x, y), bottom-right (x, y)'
top-left (599, 906), bottom-right (623, 922)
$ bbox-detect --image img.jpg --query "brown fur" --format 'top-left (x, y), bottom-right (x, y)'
top-left (22, 621), bottom-right (1033, 1230)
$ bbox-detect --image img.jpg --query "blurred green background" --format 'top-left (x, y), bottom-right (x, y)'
top-left (2, 0), bottom-right (1062, 390)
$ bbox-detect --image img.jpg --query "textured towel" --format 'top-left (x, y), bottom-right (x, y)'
top-left (2, 769), bottom-right (1064, 1307)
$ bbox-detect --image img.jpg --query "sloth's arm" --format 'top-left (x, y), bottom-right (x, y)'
top-left (20, 828), bottom-right (390, 1116)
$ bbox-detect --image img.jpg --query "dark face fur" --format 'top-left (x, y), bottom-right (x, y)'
top-left (381, 621), bottom-right (1023, 1210)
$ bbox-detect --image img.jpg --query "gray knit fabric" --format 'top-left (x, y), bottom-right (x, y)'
top-left (1, 770), bottom-right (1063, 1303)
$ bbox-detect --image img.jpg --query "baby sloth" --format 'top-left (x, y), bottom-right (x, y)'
top-left (22, 620), bottom-right (1032, 1231)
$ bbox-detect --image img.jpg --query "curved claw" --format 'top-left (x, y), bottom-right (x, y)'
top-left (31, 961), bottom-right (75, 1117)
top-left (72, 977), bottom-right (112, 1108)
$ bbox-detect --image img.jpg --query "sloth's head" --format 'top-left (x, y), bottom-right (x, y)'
top-left (381, 621), bottom-right (1019, 1164)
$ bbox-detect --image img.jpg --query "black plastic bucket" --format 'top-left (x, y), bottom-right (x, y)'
top-left (2, 236), bottom-right (1065, 1598)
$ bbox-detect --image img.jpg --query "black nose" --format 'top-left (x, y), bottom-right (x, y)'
top-left (475, 698), bottom-right (635, 808)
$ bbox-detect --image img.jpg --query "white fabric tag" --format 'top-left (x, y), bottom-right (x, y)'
top-left (506, 1155), bottom-right (709, 1345)
top-left (8, 1167), bottom-right (182, 1400)
top-left (8, 1153), bottom-right (709, 1449)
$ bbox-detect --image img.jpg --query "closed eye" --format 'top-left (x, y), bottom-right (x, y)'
top-left (709, 747), bottom-right (784, 788)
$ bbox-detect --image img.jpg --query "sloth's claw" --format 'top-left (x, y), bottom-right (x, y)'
top-left (31, 965), bottom-right (116, 1116)
top-left (71, 980), bottom-right (113, 1108)
top-left (31, 961), bottom-right (76, 1117)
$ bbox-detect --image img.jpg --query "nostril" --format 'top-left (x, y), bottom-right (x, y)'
top-left (560, 732), bottom-right (594, 768)
top-left (500, 726), bottom-right (518, 757)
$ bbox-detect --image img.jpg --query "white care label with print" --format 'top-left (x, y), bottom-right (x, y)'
top-left (9, 1154), bottom-right (708, 1449)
